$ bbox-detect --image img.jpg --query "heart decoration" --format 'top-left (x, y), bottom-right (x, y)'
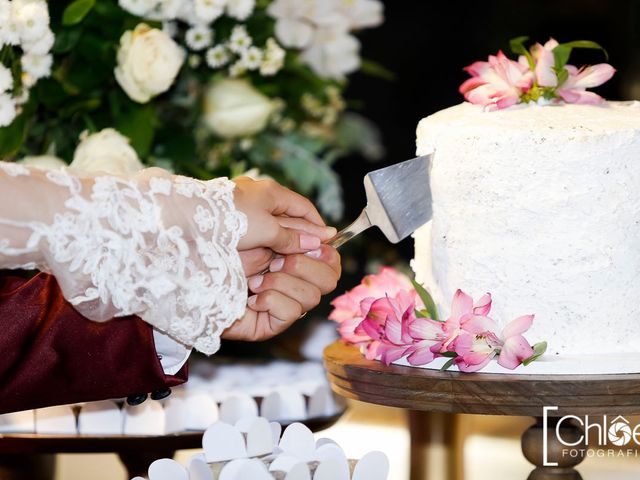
top-left (245, 417), bottom-right (275, 457)
top-left (278, 423), bottom-right (316, 462)
top-left (185, 392), bottom-right (219, 430)
top-left (219, 394), bottom-right (259, 424)
top-left (123, 401), bottom-right (165, 436)
top-left (164, 397), bottom-right (188, 435)
top-left (261, 388), bottom-right (306, 422)
top-left (187, 455), bottom-right (214, 480)
top-left (308, 386), bottom-right (338, 418)
top-left (352, 451), bottom-right (390, 480)
top-left (35, 405), bottom-right (77, 435)
top-left (203, 421), bottom-right (247, 462)
top-left (148, 458), bottom-right (189, 480)
top-left (78, 400), bottom-right (122, 435)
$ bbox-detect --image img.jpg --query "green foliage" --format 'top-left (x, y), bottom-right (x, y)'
top-left (440, 357), bottom-right (456, 371)
top-left (552, 40), bottom-right (608, 81)
top-left (522, 341), bottom-right (548, 366)
top-left (411, 279), bottom-right (439, 321)
top-left (62, 0), bottom-right (96, 26)
top-left (509, 36), bottom-right (534, 70)
top-left (0, 114), bottom-right (28, 157)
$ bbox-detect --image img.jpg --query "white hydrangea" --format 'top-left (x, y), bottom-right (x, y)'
top-left (22, 28), bottom-right (54, 55)
top-left (228, 25), bottom-right (252, 53)
top-left (0, 65), bottom-right (12, 93)
top-left (12, 0), bottom-right (49, 42)
top-left (0, 93), bottom-right (16, 127)
top-left (240, 46), bottom-right (262, 70)
top-left (118, 0), bottom-right (160, 17)
top-left (185, 24), bottom-right (213, 50)
top-left (21, 53), bottom-right (53, 80)
top-left (226, 0), bottom-right (254, 20)
top-left (260, 37), bottom-right (285, 76)
top-left (205, 45), bottom-right (229, 68)
top-left (193, 0), bottom-right (226, 23)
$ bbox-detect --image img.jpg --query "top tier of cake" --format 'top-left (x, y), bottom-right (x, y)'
top-left (412, 101), bottom-right (640, 356)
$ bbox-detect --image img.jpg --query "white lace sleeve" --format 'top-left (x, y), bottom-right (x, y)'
top-left (0, 161), bottom-right (248, 355)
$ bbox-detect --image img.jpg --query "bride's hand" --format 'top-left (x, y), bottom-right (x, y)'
top-left (222, 245), bottom-right (341, 341)
top-left (233, 177), bottom-right (336, 253)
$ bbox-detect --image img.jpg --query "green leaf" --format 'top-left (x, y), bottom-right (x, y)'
top-left (115, 105), bottom-right (157, 158)
top-left (440, 351), bottom-right (457, 358)
top-left (522, 341), bottom-right (548, 366)
top-left (509, 36), bottom-right (534, 70)
top-left (360, 59), bottom-right (396, 82)
top-left (411, 279), bottom-right (439, 321)
top-left (415, 309), bottom-right (428, 318)
top-left (52, 27), bottom-right (83, 54)
top-left (0, 113), bottom-right (28, 157)
top-left (62, 0), bottom-right (96, 26)
top-left (552, 40), bottom-right (608, 75)
top-left (440, 357), bottom-right (456, 372)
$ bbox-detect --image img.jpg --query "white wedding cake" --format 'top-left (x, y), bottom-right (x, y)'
top-left (412, 101), bottom-right (640, 374)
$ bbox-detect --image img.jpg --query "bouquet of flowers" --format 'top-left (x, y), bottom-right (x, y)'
top-left (330, 267), bottom-right (547, 372)
top-left (0, 0), bottom-right (386, 220)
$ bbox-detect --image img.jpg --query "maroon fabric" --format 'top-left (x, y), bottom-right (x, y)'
top-left (0, 272), bottom-right (188, 414)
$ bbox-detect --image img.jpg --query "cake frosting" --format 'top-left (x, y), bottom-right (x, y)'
top-left (412, 101), bottom-right (640, 358)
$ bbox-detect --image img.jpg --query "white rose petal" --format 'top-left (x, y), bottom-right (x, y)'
top-left (226, 0), bottom-right (255, 20)
top-left (185, 24), bottom-right (213, 51)
top-left (203, 78), bottom-right (274, 138)
top-left (0, 93), bottom-right (17, 127)
top-left (114, 23), bottom-right (185, 103)
top-left (273, 17), bottom-right (313, 49)
top-left (19, 155), bottom-right (67, 170)
top-left (0, 65), bottom-right (13, 93)
top-left (21, 53), bottom-right (52, 80)
top-left (71, 128), bottom-right (144, 175)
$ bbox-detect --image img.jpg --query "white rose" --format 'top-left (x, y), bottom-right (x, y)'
top-left (203, 78), bottom-right (274, 139)
top-left (70, 128), bottom-right (144, 175)
top-left (114, 23), bottom-right (185, 104)
top-left (19, 154), bottom-right (66, 170)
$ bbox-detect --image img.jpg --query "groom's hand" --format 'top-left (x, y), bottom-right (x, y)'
top-left (223, 245), bottom-right (341, 341)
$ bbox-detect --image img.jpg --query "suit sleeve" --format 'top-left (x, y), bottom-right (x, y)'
top-left (0, 272), bottom-right (187, 415)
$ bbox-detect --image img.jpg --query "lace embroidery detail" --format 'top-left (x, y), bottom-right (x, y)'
top-left (0, 162), bottom-right (29, 177)
top-left (0, 163), bottom-right (248, 355)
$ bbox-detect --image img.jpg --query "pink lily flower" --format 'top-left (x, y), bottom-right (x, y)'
top-left (557, 64), bottom-right (616, 104)
top-left (439, 289), bottom-right (492, 352)
top-left (532, 38), bottom-right (560, 87)
top-left (459, 51), bottom-right (534, 110)
top-left (406, 316), bottom-right (446, 365)
top-left (329, 267), bottom-right (417, 344)
top-left (452, 314), bottom-right (535, 372)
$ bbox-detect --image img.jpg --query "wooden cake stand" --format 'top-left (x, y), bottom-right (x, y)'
top-left (324, 341), bottom-right (640, 480)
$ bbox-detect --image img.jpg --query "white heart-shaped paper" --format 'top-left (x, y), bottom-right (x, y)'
top-left (315, 438), bottom-right (338, 449)
top-left (279, 423), bottom-right (316, 462)
top-left (185, 392), bottom-right (219, 430)
top-left (284, 462), bottom-right (312, 480)
top-left (148, 458), bottom-right (189, 480)
top-left (0, 410), bottom-right (35, 433)
top-left (219, 394), bottom-right (258, 424)
top-left (270, 421), bottom-right (282, 445)
top-left (187, 456), bottom-right (213, 480)
top-left (234, 416), bottom-right (256, 433)
top-left (261, 388), bottom-right (306, 422)
top-left (352, 451), bottom-right (390, 480)
top-left (308, 386), bottom-right (338, 418)
top-left (35, 405), bottom-right (77, 434)
top-left (202, 421), bottom-right (247, 462)
top-left (268, 455), bottom-right (303, 473)
top-left (77, 400), bottom-right (122, 435)
top-left (123, 401), bottom-right (165, 436)
top-left (220, 459), bottom-right (272, 480)
top-left (314, 443), bottom-right (347, 465)
top-left (246, 417), bottom-right (274, 457)
top-left (313, 458), bottom-right (349, 480)
top-left (164, 397), bottom-right (188, 435)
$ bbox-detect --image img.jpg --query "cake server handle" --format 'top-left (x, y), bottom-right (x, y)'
top-left (327, 208), bottom-right (372, 249)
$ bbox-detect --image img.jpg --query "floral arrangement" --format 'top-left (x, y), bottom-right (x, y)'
top-left (0, 0), bottom-right (386, 220)
top-left (459, 37), bottom-right (616, 111)
top-left (330, 267), bottom-right (547, 372)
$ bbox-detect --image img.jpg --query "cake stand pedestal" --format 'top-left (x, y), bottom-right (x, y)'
top-left (323, 341), bottom-right (640, 480)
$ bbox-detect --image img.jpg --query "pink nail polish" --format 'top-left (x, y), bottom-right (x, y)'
top-left (270, 257), bottom-right (285, 272)
top-left (300, 234), bottom-right (321, 250)
top-left (247, 295), bottom-right (258, 308)
top-left (249, 275), bottom-right (264, 290)
top-left (305, 249), bottom-right (322, 259)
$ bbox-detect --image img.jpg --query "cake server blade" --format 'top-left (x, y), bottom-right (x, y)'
top-left (329, 155), bottom-right (433, 248)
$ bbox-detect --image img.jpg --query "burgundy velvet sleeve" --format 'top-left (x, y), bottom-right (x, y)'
top-left (0, 272), bottom-right (188, 414)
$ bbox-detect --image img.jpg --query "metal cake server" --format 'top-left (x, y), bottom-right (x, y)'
top-left (329, 155), bottom-right (433, 248)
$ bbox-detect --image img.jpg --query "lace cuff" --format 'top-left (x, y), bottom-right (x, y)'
top-left (0, 162), bottom-right (248, 355)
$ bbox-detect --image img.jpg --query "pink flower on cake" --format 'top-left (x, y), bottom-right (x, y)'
top-left (459, 37), bottom-right (615, 110)
top-left (329, 267), bottom-right (418, 344)
top-left (556, 64), bottom-right (616, 105)
top-left (459, 51), bottom-right (534, 110)
top-left (439, 289), bottom-right (492, 351)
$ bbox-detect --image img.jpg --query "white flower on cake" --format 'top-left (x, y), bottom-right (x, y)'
top-left (205, 45), bottom-right (230, 68)
top-left (203, 78), bottom-right (274, 138)
top-left (21, 28), bottom-right (54, 55)
top-left (115, 23), bottom-right (185, 103)
top-left (70, 129), bottom-right (144, 175)
top-left (228, 25), bottom-right (252, 53)
top-left (19, 155), bottom-right (66, 170)
top-left (185, 24), bottom-right (213, 50)
top-left (11, 0), bottom-right (49, 42)
top-left (240, 46), bottom-right (263, 70)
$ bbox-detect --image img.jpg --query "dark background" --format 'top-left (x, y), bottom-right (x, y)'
top-left (224, 0), bottom-right (640, 356)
